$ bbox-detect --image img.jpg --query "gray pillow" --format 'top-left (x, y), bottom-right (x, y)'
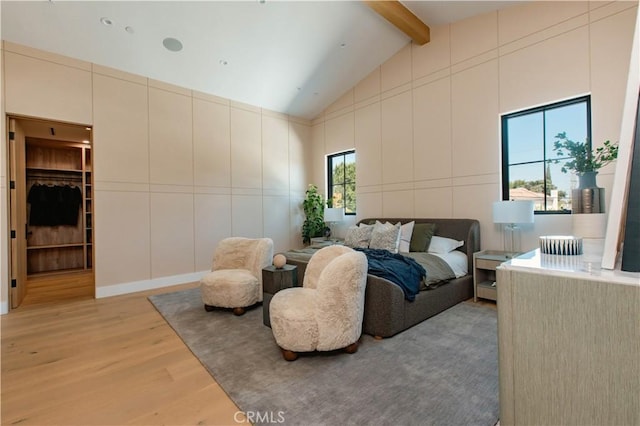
top-left (409, 223), bottom-right (437, 252)
top-left (344, 224), bottom-right (374, 248)
top-left (369, 221), bottom-right (401, 253)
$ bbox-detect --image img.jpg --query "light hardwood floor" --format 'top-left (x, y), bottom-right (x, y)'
top-left (1, 282), bottom-right (245, 425)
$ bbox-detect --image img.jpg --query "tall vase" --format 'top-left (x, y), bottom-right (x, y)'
top-left (572, 171), bottom-right (605, 213)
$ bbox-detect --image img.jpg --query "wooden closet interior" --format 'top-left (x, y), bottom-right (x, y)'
top-left (9, 117), bottom-right (94, 308)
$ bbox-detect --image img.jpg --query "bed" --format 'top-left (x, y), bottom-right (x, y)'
top-left (284, 217), bottom-right (480, 338)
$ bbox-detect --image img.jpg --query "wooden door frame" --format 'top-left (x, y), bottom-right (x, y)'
top-left (7, 116), bottom-right (27, 309)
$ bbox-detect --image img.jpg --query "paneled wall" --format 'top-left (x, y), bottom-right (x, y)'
top-left (0, 41), bottom-right (311, 303)
top-left (311, 1), bottom-right (637, 251)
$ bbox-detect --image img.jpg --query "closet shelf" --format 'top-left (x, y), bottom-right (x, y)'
top-left (27, 166), bottom-right (83, 173)
top-left (27, 243), bottom-right (84, 250)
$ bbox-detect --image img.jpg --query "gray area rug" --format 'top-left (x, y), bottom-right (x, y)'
top-left (149, 288), bottom-right (498, 426)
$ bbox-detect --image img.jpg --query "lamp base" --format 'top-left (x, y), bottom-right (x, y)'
top-left (503, 224), bottom-right (522, 256)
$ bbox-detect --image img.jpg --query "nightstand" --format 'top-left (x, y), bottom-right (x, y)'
top-left (262, 264), bottom-right (298, 327)
top-left (309, 237), bottom-right (344, 247)
top-left (473, 250), bottom-right (515, 302)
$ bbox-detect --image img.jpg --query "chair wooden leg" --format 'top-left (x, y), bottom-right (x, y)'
top-left (204, 304), bottom-right (215, 312)
top-left (281, 349), bottom-right (298, 361)
top-left (232, 307), bottom-right (246, 316)
top-left (374, 335), bottom-right (383, 341)
top-left (344, 342), bottom-right (359, 354)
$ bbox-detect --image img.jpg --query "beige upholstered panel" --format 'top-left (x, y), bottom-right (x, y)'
top-left (94, 190), bottom-right (151, 286)
top-left (450, 11), bottom-right (497, 64)
top-left (451, 60), bottom-right (499, 177)
top-left (499, 26), bottom-right (590, 115)
top-left (381, 90), bottom-right (413, 185)
top-left (355, 103), bottom-right (382, 187)
top-left (93, 74), bottom-right (149, 184)
top-left (412, 24), bottom-right (451, 80)
top-left (498, 1), bottom-right (588, 45)
top-left (381, 44), bottom-right (412, 93)
top-left (413, 77), bottom-right (452, 182)
top-left (193, 98), bottom-right (231, 188)
top-left (150, 192), bottom-right (195, 278)
top-left (4, 51), bottom-right (92, 124)
top-left (262, 115), bottom-right (290, 192)
top-left (325, 112), bottom-right (354, 156)
top-left (149, 87), bottom-right (193, 186)
top-left (194, 193), bottom-right (232, 272)
top-left (230, 107), bottom-right (262, 189)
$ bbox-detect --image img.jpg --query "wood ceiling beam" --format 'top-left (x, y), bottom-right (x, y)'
top-left (365, 1), bottom-right (430, 45)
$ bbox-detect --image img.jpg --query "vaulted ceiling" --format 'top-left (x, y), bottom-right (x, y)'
top-left (1, 1), bottom-right (524, 120)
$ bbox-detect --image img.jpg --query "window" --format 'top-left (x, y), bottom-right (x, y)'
top-left (327, 150), bottom-right (356, 215)
top-left (501, 95), bottom-right (591, 213)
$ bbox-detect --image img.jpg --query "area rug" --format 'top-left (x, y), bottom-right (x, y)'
top-left (149, 287), bottom-right (499, 426)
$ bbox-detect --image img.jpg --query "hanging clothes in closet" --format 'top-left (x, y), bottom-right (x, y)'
top-left (27, 184), bottom-right (83, 226)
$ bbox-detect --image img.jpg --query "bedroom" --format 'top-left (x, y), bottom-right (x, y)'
top-left (0, 0), bottom-right (638, 424)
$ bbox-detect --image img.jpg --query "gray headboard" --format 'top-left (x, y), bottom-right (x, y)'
top-left (356, 218), bottom-right (481, 273)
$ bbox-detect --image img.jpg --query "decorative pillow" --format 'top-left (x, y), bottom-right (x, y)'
top-left (344, 224), bottom-right (374, 248)
top-left (409, 223), bottom-right (437, 252)
top-left (398, 221), bottom-right (415, 253)
top-left (369, 221), bottom-right (401, 253)
top-left (427, 236), bottom-right (464, 254)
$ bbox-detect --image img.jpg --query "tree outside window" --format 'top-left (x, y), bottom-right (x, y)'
top-left (501, 95), bottom-right (591, 213)
top-left (327, 150), bottom-right (355, 214)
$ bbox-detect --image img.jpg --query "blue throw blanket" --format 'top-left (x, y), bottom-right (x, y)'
top-left (354, 248), bottom-right (426, 301)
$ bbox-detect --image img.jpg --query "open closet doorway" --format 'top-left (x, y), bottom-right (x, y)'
top-left (8, 116), bottom-right (94, 309)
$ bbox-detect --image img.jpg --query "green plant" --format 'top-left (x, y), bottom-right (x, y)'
top-left (553, 132), bottom-right (618, 174)
top-left (302, 184), bottom-right (325, 244)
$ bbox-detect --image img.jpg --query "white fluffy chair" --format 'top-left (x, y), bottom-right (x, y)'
top-left (269, 245), bottom-right (368, 361)
top-left (200, 237), bottom-right (274, 315)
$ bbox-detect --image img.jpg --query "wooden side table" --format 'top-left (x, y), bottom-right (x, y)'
top-left (262, 264), bottom-right (298, 327)
top-left (473, 250), bottom-right (515, 302)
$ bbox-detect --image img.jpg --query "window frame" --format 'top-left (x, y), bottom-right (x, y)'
top-left (327, 149), bottom-right (356, 216)
top-left (501, 95), bottom-right (592, 214)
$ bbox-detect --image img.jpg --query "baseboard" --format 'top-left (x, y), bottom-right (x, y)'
top-left (0, 300), bottom-right (8, 315)
top-left (95, 271), bottom-right (209, 299)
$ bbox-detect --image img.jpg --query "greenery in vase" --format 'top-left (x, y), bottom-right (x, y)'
top-left (302, 184), bottom-right (325, 244)
top-left (553, 132), bottom-right (618, 174)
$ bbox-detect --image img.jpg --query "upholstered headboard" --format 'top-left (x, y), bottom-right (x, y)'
top-left (356, 218), bottom-right (481, 274)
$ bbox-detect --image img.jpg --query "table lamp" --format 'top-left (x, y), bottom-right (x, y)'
top-left (323, 207), bottom-right (344, 240)
top-left (492, 200), bottom-right (534, 256)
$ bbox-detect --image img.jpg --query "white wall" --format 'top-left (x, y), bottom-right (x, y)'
top-left (311, 1), bottom-right (638, 252)
top-left (0, 41), bottom-right (312, 306)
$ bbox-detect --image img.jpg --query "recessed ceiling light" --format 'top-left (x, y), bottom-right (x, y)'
top-left (163, 37), bottom-right (183, 52)
top-left (219, 60), bottom-right (228, 66)
top-left (100, 17), bottom-right (113, 26)
top-left (125, 26), bottom-right (135, 34)
top-left (340, 43), bottom-right (346, 48)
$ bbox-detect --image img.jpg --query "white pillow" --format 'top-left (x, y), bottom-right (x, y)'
top-left (398, 221), bottom-right (415, 253)
top-left (427, 236), bottom-right (464, 254)
top-left (344, 224), bottom-right (374, 248)
top-left (369, 221), bottom-right (401, 253)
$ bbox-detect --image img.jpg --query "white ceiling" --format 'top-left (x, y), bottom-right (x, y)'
top-left (1, 1), bottom-right (524, 120)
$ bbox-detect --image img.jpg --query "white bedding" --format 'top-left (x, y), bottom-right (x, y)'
top-left (429, 250), bottom-right (468, 278)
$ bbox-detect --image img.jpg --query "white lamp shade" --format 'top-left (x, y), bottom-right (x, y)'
top-left (324, 207), bottom-right (344, 223)
top-left (493, 200), bottom-right (534, 224)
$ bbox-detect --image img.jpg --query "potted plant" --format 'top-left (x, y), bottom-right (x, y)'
top-left (553, 132), bottom-right (618, 213)
top-left (301, 184), bottom-right (325, 244)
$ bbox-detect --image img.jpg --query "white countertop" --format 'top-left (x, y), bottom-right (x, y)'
top-left (499, 248), bottom-right (640, 287)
